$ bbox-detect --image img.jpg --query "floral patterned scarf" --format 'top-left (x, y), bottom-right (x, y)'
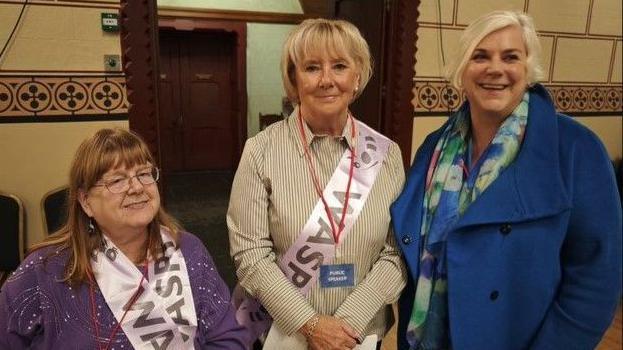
top-left (406, 92), bottom-right (529, 349)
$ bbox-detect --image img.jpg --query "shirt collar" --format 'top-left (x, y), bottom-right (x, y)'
top-left (288, 106), bottom-right (356, 157)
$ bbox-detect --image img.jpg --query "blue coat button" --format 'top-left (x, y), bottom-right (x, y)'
top-left (499, 224), bottom-right (512, 235)
top-left (402, 235), bottom-right (412, 245)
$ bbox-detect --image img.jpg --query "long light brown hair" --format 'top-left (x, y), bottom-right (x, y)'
top-left (30, 128), bottom-right (181, 286)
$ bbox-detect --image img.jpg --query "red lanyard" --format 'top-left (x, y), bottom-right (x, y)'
top-left (88, 262), bottom-right (148, 350)
top-left (297, 110), bottom-right (356, 245)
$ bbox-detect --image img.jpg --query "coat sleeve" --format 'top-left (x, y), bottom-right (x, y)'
top-left (333, 142), bottom-right (408, 335)
top-left (227, 137), bottom-right (317, 336)
top-left (530, 127), bottom-right (622, 349)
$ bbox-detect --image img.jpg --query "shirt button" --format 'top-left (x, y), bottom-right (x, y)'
top-left (490, 290), bottom-right (499, 301)
top-left (499, 224), bottom-right (512, 235)
top-left (401, 235), bottom-right (412, 245)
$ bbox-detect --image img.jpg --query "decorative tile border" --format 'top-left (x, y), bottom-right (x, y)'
top-left (0, 76), bottom-right (128, 120)
top-left (413, 81), bottom-right (623, 115)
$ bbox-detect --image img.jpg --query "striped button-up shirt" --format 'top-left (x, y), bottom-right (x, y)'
top-left (227, 111), bottom-right (406, 338)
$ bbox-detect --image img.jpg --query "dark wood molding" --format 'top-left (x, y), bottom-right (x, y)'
top-left (383, 0), bottom-right (419, 167)
top-left (158, 6), bottom-right (307, 24)
top-left (119, 0), bottom-right (162, 164)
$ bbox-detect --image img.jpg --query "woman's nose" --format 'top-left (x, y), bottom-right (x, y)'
top-left (318, 68), bottom-right (334, 88)
top-left (486, 58), bottom-right (503, 74)
top-left (127, 176), bottom-right (144, 193)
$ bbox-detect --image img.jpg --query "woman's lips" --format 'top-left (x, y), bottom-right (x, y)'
top-left (123, 200), bottom-right (148, 209)
top-left (479, 83), bottom-right (508, 90)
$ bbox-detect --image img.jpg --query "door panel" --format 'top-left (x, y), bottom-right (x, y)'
top-left (158, 31), bottom-right (184, 171)
top-left (332, 0), bottom-right (387, 132)
top-left (158, 30), bottom-right (235, 172)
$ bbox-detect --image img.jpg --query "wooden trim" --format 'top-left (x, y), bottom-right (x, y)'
top-left (120, 0), bottom-right (162, 165)
top-left (158, 6), bottom-right (307, 24)
top-left (383, 0), bottom-right (419, 168)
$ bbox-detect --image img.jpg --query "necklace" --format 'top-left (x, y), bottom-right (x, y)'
top-left (297, 110), bottom-right (357, 245)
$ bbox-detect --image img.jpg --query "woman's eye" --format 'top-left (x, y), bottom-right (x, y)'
top-left (504, 54), bottom-right (519, 62)
top-left (334, 63), bottom-right (348, 70)
top-left (108, 177), bottom-right (125, 186)
top-left (304, 65), bottom-right (319, 72)
top-left (471, 53), bottom-right (487, 61)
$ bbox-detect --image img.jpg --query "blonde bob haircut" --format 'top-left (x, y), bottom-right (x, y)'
top-left (281, 18), bottom-right (372, 104)
top-left (445, 10), bottom-right (544, 89)
top-left (30, 128), bottom-right (181, 286)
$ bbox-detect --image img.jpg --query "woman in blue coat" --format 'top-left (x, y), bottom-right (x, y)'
top-left (391, 10), bottom-right (622, 350)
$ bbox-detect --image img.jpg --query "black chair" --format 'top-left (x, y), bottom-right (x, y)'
top-left (259, 113), bottom-right (283, 130)
top-left (41, 186), bottom-right (69, 235)
top-left (0, 191), bottom-right (24, 286)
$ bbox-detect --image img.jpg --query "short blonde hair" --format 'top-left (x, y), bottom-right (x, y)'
top-left (281, 18), bottom-right (372, 104)
top-left (30, 128), bottom-right (181, 286)
top-left (445, 10), bottom-right (544, 89)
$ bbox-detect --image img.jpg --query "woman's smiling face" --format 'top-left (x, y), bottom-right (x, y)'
top-left (80, 163), bottom-right (160, 237)
top-left (462, 25), bottom-right (528, 121)
top-left (294, 49), bottom-right (359, 122)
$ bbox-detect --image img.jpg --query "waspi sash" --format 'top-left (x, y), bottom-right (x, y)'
top-left (233, 120), bottom-right (391, 342)
top-left (91, 229), bottom-right (198, 349)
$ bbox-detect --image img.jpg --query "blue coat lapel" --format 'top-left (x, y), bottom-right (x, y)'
top-left (455, 85), bottom-right (572, 229)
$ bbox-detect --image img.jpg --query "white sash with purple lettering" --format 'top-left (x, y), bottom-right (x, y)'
top-left (233, 120), bottom-right (391, 345)
top-left (91, 229), bottom-right (197, 349)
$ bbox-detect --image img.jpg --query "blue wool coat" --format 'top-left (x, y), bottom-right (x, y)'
top-left (391, 84), bottom-right (622, 350)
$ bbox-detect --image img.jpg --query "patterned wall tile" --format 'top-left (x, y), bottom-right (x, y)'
top-left (0, 75), bottom-right (128, 120)
top-left (413, 81), bottom-right (622, 115)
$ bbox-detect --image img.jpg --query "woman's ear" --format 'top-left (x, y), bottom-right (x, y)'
top-left (78, 189), bottom-right (94, 217)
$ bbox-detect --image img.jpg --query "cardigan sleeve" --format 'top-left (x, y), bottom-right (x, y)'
top-left (530, 125), bottom-right (622, 349)
top-left (333, 142), bottom-right (407, 335)
top-left (0, 255), bottom-right (44, 349)
top-left (227, 137), bottom-right (317, 336)
top-left (184, 233), bottom-right (250, 349)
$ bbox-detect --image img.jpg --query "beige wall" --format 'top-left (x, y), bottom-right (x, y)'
top-left (0, 3), bottom-right (121, 71)
top-left (0, 121), bottom-right (128, 247)
top-left (1, 1), bottom-right (127, 248)
top-left (247, 23), bottom-right (296, 136)
top-left (412, 0), bottom-right (623, 163)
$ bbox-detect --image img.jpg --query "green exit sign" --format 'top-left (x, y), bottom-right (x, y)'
top-left (101, 13), bottom-right (119, 32)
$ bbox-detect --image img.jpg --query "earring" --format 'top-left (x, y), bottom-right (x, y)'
top-left (354, 85), bottom-right (359, 93)
top-left (87, 218), bottom-right (95, 234)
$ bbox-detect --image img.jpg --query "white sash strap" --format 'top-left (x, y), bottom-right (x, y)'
top-left (91, 229), bottom-right (197, 349)
top-left (234, 120), bottom-right (391, 340)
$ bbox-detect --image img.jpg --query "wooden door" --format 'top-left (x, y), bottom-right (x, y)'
top-left (330, 0), bottom-right (418, 168)
top-left (331, 0), bottom-right (388, 132)
top-left (158, 30), bottom-right (235, 172)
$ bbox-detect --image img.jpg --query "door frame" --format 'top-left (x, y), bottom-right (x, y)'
top-left (158, 19), bottom-right (247, 172)
top-left (118, 0), bottom-right (247, 171)
top-left (119, 0), bottom-right (417, 168)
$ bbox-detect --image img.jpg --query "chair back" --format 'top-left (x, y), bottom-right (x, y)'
top-left (42, 186), bottom-right (69, 235)
top-left (0, 192), bottom-right (24, 275)
top-left (259, 113), bottom-right (283, 130)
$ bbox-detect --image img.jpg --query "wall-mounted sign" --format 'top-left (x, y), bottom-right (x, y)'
top-left (101, 13), bottom-right (119, 32)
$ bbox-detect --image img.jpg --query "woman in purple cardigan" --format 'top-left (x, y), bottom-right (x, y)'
top-left (0, 128), bottom-right (248, 349)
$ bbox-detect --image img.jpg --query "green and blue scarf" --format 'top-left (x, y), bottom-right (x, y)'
top-left (407, 93), bottom-right (530, 349)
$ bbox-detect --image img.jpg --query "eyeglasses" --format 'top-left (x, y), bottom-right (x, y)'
top-left (94, 167), bottom-right (160, 194)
